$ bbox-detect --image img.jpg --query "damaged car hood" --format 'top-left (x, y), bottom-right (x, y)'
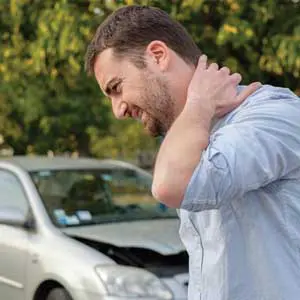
top-left (62, 218), bottom-right (185, 255)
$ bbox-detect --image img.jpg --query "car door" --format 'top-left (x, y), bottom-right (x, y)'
top-left (0, 169), bottom-right (31, 300)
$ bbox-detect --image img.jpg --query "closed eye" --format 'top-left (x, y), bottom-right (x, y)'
top-left (104, 78), bottom-right (123, 97)
top-left (111, 82), bottom-right (121, 94)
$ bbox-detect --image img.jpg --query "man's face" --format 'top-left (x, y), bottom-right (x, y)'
top-left (94, 48), bottom-right (176, 136)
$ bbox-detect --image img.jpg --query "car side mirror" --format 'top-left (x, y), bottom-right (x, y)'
top-left (0, 206), bottom-right (28, 227)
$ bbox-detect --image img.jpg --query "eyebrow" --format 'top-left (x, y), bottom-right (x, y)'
top-left (103, 77), bottom-right (121, 96)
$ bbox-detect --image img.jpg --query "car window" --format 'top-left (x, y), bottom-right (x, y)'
top-left (30, 167), bottom-right (176, 227)
top-left (100, 168), bottom-right (153, 206)
top-left (0, 169), bottom-right (29, 215)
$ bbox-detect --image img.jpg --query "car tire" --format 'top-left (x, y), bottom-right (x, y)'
top-left (46, 288), bottom-right (73, 300)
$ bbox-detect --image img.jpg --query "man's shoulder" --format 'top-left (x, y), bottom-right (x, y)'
top-left (238, 84), bottom-right (298, 102)
top-left (212, 84), bottom-right (300, 131)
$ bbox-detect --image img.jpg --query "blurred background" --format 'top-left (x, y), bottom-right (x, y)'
top-left (0, 0), bottom-right (299, 170)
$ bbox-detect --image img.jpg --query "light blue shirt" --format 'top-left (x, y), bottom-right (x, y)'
top-left (179, 85), bottom-right (300, 300)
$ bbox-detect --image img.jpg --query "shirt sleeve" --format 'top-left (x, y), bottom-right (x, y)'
top-left (181, 93), bottom-right (300, 212)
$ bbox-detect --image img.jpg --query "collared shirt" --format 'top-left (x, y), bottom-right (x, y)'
top-left (179, 85), bottom-right (300, 300)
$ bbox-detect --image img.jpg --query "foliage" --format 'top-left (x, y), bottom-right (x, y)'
top-left (0, 0), bottom-right (299, 159)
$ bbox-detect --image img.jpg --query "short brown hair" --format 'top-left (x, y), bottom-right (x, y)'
top-left (85, 5), bottom-right (201, 75)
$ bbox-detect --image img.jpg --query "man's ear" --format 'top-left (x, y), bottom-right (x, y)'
top-left (145, 40), bottom-right (170, 72)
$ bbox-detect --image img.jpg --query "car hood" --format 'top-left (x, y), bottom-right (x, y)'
top-left (62, 218), bottom-right (185, 255)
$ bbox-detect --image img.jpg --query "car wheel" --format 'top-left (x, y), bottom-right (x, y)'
top-left (46, 288), bottom-right (73, 300)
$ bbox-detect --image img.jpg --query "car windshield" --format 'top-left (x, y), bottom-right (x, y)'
top-left (30, 166), bottom-right (177, 227)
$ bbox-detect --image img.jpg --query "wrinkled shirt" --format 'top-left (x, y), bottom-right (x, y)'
top-left (179, 85), bottom-right (300, 300)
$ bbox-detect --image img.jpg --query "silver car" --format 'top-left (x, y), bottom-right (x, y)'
top-left (0, 156), bottom-right (188, 300)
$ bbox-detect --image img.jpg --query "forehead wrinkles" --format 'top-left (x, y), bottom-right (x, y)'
top-left (94, 49), bottom-right (119, 84)
top-left (98, 56), bottom-right (137, 87)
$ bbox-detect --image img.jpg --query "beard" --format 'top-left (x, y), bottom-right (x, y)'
top-left (140, 71), bottom-right (175, 137)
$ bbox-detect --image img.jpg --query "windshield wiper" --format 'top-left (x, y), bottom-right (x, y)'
top-left (114, 204), bottom-right (142, 214)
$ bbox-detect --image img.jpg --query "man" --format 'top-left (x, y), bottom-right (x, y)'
top-left (85, 5), bottom-right (300, 300)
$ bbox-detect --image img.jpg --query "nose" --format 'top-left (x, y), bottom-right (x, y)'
top-left (111, 98), bottom-right (128, 120)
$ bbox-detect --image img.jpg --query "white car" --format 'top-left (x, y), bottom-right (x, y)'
top-left (0, 156), bottom-right (188, 300)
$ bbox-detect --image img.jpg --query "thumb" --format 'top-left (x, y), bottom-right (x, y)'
top-left (237, 82), bottom-right (262, 102)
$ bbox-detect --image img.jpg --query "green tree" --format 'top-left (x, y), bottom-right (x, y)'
top-left (0, 0), bottom-right (112, 155)
top-left (0, 0), bottom-right (299, 160)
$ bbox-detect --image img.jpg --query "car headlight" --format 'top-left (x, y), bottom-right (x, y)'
top-left (95, 265), bottom-right (173, 299)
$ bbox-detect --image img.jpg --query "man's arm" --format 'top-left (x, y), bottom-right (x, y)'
top-left (152, 56), bottom-right (261, 208)
top-left (152, 105), bottom-right (209, 208)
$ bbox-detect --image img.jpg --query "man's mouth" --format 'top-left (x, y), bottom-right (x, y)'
top-left (131, 108), bottom-right (143, 121)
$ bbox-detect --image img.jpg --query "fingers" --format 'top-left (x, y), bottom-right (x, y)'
top-left (207, 62), bottom-right (240, 84)
top-left (230, 73), bottom-right (242, 85)
top-left (237, 81), bottom-right (262, 102)
top-left (197, 56), bottom-right (232, 76)
top-left (190, 55), bottom-right (208, 86)
top-left (197, 54), bottom-right (208, 71)
top-left (188, 54), bottom-right (261, 120)
top-left (218, 81), bottom-right (262, 117)
top-left (208, 63), bottom-right (219, 71)
top-left (220, 66), bottom-right (230, 75)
